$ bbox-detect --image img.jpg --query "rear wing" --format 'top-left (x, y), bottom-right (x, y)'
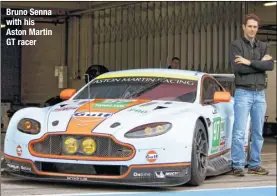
top-left (210, 74), bottom-right (235, 82)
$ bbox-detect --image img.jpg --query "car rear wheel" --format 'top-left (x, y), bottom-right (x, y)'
top-left (188, 119), bottom-right (208, 186)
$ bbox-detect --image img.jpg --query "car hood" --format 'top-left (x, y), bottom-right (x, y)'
top-left (47, 99), bottom-right (194, 134)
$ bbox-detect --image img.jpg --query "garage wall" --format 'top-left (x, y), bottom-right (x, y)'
top-left (90, 1), bottom-right (243, 73)
top-left (247, 2), bottom-right (276, 24)
top-left (67, 15), bottom-right (93, 87)
top-left (1, 25), bottom-right (21, 103)
top-left (248, 2), bottom-right (277, 122)
top-left (21, 22), bottom-right (66, 104)
top-left (265, 43), bottom-right (276, 122)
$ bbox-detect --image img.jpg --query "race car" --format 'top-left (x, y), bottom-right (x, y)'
top-left (4, 68), bottom-right (250, 187)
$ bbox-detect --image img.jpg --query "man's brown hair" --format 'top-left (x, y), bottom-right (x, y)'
top-left (243, 13), bottom-right (261, 26)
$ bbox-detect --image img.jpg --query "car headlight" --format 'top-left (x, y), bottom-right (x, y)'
top-left (63, 137), bottom-right (79, 155)
top-left (81, 138), bottom-right (97, 155)
top-left (17, 118), bottom-right (41, 134)
top-left (124, 122), bottom-right (172, 138)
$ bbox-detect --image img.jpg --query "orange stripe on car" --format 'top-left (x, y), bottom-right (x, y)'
top-left (66, 99), bottom-right (150, 134)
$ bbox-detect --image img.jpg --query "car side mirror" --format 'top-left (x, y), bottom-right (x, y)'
top-left (213, 91), bottom-right (231, 103)
top-left (60, 89), bottom-right (77, 100)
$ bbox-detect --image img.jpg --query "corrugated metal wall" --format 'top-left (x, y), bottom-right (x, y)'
top-left (67, 1), bottom-right (243, 80)
top-left (91, 1), bottom-right (243, 73)
top-left (68, 15), bottom-right (93, 81)
top-left (1, 26), bottom-right (21, 103)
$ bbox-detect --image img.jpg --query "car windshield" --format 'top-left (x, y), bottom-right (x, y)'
top-left (73, 76), bottom-right (198, 103)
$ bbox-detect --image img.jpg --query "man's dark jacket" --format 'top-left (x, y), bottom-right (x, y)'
top-left (230, 36), bottom-right (274, 91)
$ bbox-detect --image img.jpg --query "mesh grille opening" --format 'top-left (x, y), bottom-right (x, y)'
top-left (31, 135), bottom-right (134, 159)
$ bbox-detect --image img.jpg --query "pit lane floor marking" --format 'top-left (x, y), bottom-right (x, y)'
top-left (31, 186), bottom-right (276, 196)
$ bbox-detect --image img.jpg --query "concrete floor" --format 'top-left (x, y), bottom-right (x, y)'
top-left (0, 133), bottom-right (276, 196)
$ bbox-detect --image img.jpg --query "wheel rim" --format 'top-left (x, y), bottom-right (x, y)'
top-left (195, 129), bottom-right (208, 176)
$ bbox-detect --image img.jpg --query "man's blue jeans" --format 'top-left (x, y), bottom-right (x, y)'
top-left (231, 88), bottom-right (267, 169)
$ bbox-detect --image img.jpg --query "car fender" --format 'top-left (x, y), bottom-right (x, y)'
top-left (4, 107), bottom-right (51, 152)
top-left (174, 111), bottom-right (208, 147)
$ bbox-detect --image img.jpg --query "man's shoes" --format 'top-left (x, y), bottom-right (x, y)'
top-left (233, 168), bottom-right (245, 176)
top-left (248, 166), bottom-right (269, 175)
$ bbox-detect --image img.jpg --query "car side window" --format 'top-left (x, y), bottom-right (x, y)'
top-left (214, 82), bottom-right (224, 92)
top-left (202, 78), bottom-right (221, 102)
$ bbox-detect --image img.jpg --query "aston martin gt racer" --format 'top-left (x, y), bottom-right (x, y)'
top-left (4, 69), bottom-right (250, 187)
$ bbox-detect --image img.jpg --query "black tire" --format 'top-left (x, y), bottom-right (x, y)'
top-left (188, 119), bottom-right (208, 186)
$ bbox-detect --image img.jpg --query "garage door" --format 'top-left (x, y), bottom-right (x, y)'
top-left (91, 1), bottom-right (243, 73)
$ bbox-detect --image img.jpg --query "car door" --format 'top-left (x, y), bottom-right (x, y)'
top-left (201, 77), bottom-right (233, 156)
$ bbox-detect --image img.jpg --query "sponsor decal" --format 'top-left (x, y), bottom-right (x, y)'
top-left (91, 77), bottom-right (196, 86)
top-left (66, 176), bottom-right (88, 181)
top-left (20, 165), bottom-right (32, 172)
top-left (16, 145), bottom-right (22, 156)
top-left (133, 172), bottom-right (151, 178)
top-left (211, 117), bottom-right (225, 154)
top-left (73, 112), bottom-right (113, 118)
top-left (6, 162), bottom-right (32, 173)
top-left (7, 163), bottom-right (20, 171)
top-left (146, 150), bottom-right (158, 163)
top-left (93, 100), bottom-right (135, 109)
top-left (54, 106), bottom-right (78, 112)
top-left (154, 171), bottom-right (165, 178)
top-left (220, 136), bottom-right (226, 146)
top-left (128, 108), bottom-right (148, 114)
top-left (76, 123), bottom-right (88, 127)
top-left (154, 169), bottom-right (188, 178)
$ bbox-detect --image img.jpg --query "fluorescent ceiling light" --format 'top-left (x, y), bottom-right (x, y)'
top-left (1, 24), bottom-right (6, 28)
top-left (264, 2), bottom-right (277, 6)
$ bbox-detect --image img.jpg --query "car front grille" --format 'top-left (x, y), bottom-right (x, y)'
top-left (30, 134), bottom-right (134, 160)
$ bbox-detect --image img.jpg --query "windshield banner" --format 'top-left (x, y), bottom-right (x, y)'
top-left (91, 77), bottom-right (196, 86)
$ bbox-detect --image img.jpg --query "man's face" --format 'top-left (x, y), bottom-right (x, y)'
top-left (243, 19), bottom-right (258, 40)
top-left (171, 59), bottom-right (180, 69)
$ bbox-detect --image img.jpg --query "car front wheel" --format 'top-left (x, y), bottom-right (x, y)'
top-left (188, 119), bottom-right (208, 186)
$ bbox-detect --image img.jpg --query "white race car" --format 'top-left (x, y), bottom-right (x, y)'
top-left (4, 69), bottom-right (250, 187)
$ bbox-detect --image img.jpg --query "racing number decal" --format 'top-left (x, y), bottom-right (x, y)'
top-left (211, 117), bottom-right (225, 154)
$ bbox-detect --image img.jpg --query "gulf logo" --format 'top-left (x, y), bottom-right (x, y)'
top-left (146, 150), bottom-right (158, 163)
top-left (16, 145), bottom-right (22, 156)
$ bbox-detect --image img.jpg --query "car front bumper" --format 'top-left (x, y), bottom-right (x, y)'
top-left (4, 154), bottom-right (191, 187)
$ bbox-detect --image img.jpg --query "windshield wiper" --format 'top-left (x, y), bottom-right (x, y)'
top-left (124, 78), bottom-right (166, 99)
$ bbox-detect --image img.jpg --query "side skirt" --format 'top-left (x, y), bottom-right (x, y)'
top-left (206, 155), bottom-right (232, 176)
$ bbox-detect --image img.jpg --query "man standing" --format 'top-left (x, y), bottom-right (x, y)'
top-left (168, 57), bottom-right (181, 69)
top-left (230, 13), bottom-right (274, 176)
